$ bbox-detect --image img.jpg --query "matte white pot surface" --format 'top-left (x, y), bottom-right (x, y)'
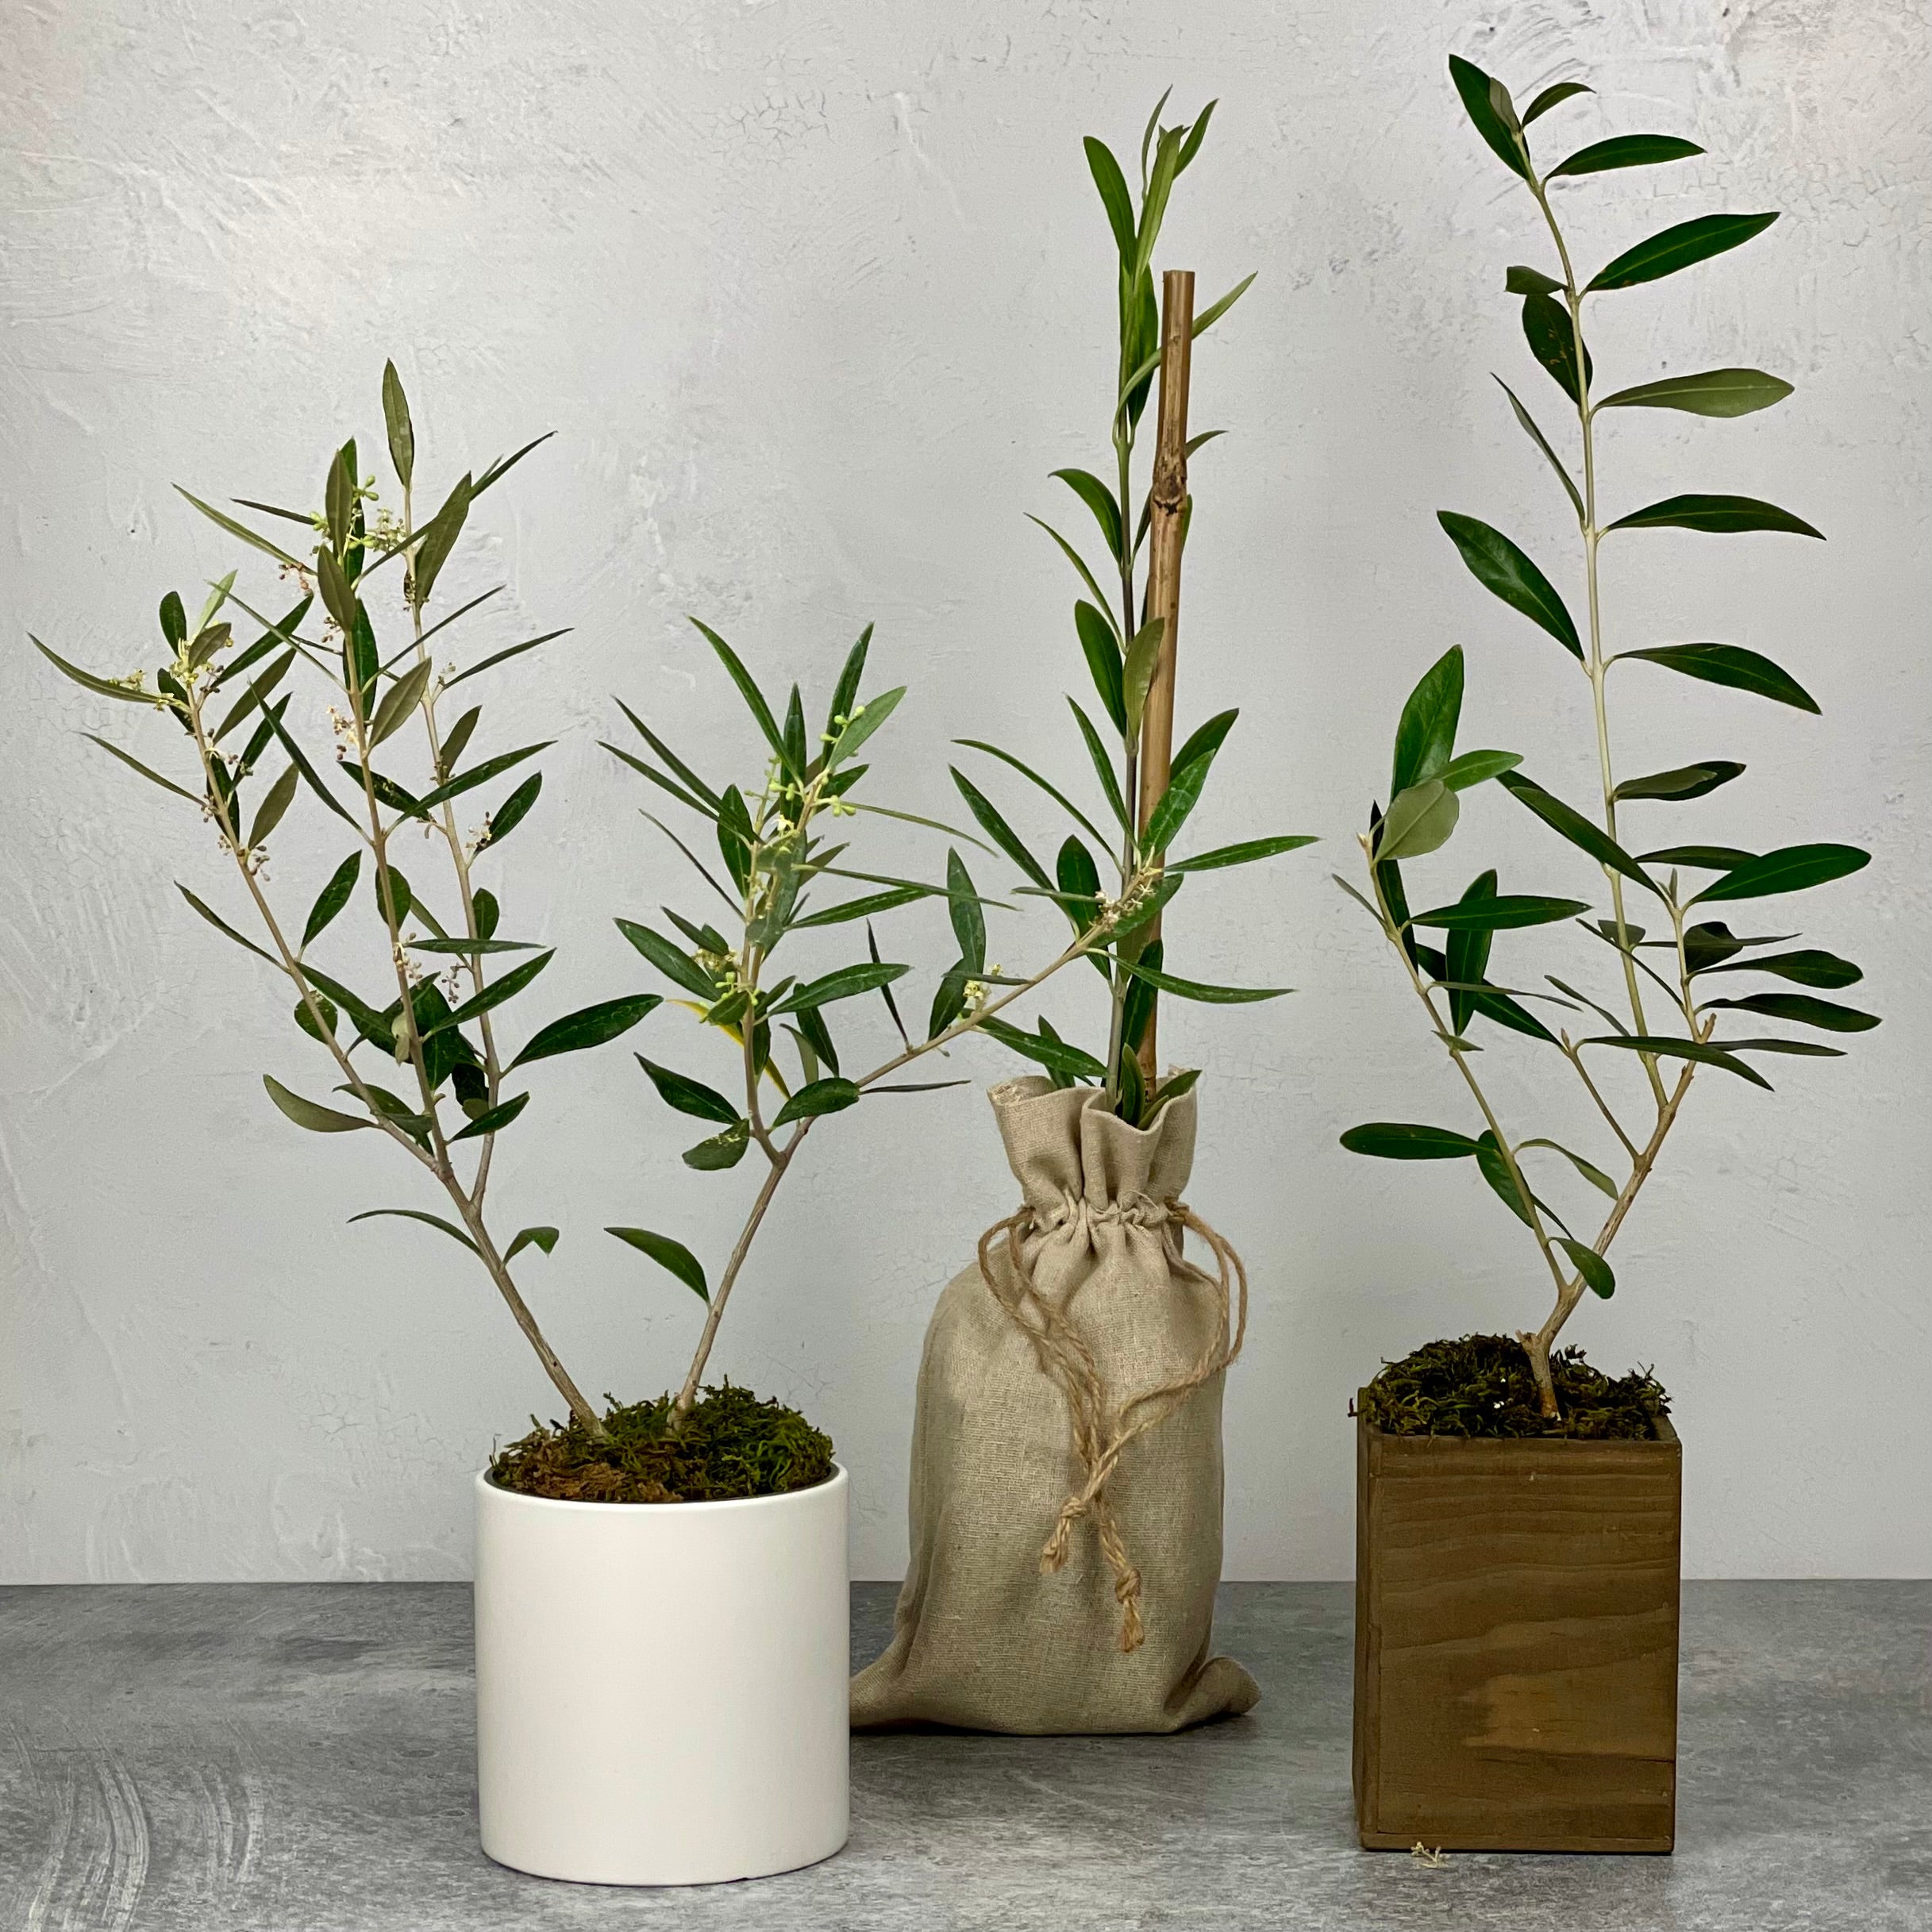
top-left (474, 1465), bottom-right (850, 1886)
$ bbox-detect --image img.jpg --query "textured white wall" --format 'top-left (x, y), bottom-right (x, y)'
top-left (2, 1), bottom-right (1926, 1584)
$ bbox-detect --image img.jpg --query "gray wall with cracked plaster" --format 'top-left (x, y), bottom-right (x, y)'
top-left (2, 1), bottom-right (1926, 1582)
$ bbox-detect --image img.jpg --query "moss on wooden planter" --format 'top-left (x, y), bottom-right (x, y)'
top-left (490, 1384), bottom-right (834, 1503)
top-left (1360, 1334), bottom-right (1667, 1440)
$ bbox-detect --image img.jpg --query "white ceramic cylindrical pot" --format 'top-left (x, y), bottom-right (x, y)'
top-left (474, 1465), bottom-right (849, 1886)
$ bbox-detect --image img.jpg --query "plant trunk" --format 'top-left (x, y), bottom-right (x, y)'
top-left (1134, 268), bottom-right (1195, 1088)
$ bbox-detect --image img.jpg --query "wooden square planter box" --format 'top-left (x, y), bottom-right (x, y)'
top-left (1352, 1397), bottom-right (1681, 1853)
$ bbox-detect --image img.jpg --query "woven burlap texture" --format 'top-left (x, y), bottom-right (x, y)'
top-left (850, 1076), bottom-right (1258, 1734)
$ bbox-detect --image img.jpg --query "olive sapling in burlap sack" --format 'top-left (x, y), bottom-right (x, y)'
top-left (852, 98), bottom-right (1313, 1733)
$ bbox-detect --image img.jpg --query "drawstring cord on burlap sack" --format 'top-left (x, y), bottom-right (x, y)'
top-left (976, 1194), bottom-right (1249, 1653)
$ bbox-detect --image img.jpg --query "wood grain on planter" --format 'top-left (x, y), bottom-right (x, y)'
top-left (1353, 1399), bottom-right (1681, 1853)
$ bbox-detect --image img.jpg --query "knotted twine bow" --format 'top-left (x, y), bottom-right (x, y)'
top-left (976, 1193), bottom-right (1249, 1653)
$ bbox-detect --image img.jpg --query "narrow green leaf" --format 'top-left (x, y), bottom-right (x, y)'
top-left (175, 489), bottom-right (302, 568)
top-left (506, 1226), bottom-right (557, 1262)
top-left (1608, 493), bottom-right (1822, 539)
top-left (1445, 870), bottom-right (1498, 1033)
top-left (978, 1016), bottom-right (1106, 1080)
top-left (449, 1092), bottom-right (529, 1140)
top-left (1470, 1131), bottom-right (1544, 1230)
top-left (480, 773), bottom-right (541, 848)
top-left (1175, 97), bottom-right (1217, 174)
top-left (1559, 1237), bottom-right (1616, 1298)
top-left (1499, 771), bottom-right (1657, 895)
top-left (1448, 54), bottom-right (1528, 179)
top-left (1519, 1138), bottom-right (1619, 1198)
top-left (1412, 893), bottom-right (1591, 931)
top-left (1069, 699), bottom-right (1130, 833)
top-left (1505, 264), bottom-right (1563, 295)
top-left (246, 763), bottom-right (299, 847)
top-left (772, 1077), bottom-right (862, 1126)
top-left (1051, 469), bottom-right (1123, 563)
top-left (1613, 761), bottom-right (1744, 802)
top-left (1701, 991), bottom-right (1878, 1032)
top-left (683, 1121), bottom-right (751, 1170)
top-left (1522, 80), bottom-right (1591, 124)
top-left (293, 992), bottom-right (337, 1042)
top-left (32, 637), bottom-right (158, 705)
top-left (213, 648), bottom-right (298, 745)
top-left (955, 737), bottom-right (1111, 852)
top-left (1588, 212), bottom-right (1780, 292)
top-left (1466, 985), bottom-right (1561, 1044)
top-left (409, 937), bottom-right (541, 955)
top-left (422, 950), bottom-right (553, 1034)
top-left (1075, 600), bottom-right (1127, 733)
top-left (792, 885), bottom-right (926, 929)
top-left (1144, 708), bottom-right (1237, 854)
top-left (612, 699), bottom-right (722, 812)
top-left (1391, 646), bottom-right (1464, 795)
top-left (1083, 135), bottom-right (1136, 256)
top-left (1495, 376), bottom-right (1584, 523)
top-left (1549, 134), bottom-right (1703, 178)
top-left (179, 884), bottom-right (275, 963)
top-left (415, 741), bottom-right (548, 814)
top-left (1584, 1034), bottom-right (1772, 1087)
top-left (1170, 833), bottom-right (1317, 873)
top-left (1618, 643), bottom-right (1818, 712)
top-left (825, 685), bottom-right (904, 768)
top-left (1522, 290), bottom-right (1591, 403)
top-left (1597, 368), bottom-right (1793, 418)
top-left (372, 864), bottom-right (412, 930)
top-left (946, 849), bottom-right (985, 972)
top-left (1438, 513), bottom-right (1581, 656)
top-left (1697, 948), bottom-right (1861, 989)
top-left (1441, 749), bottom-right (1523, 791)
top-left (1027, 518), bottom-right (1121, 638)
top-left (473, 433), bottom-right (553, 495)
top-left (382, 360), bottom-right (414, 488)
top-left (511, 995), bottom-right (661, 1067)
top-left (83, 734), bottom-right (198, 801)
top-left (770, 960), bottom-right (910, 1014)
top-left (606, 1227), bottom-right (708, 1302)
top-left (1191, 271), bottom-right (1256, 340)
top-left (689, 617), bottom-right (790, 772)
top-left (615, 919), bottom-right (721, 999)
top-left (441, 625), bottom-right (572, 690)
top-left (637, 1056), bottom-right (740, 1123)
top-left (1692, 844), bottom-right (1869, 904)
top-left (1120, 958), bottom-right (1290, 1003)
top-left (1340, 1122), bottom-right (1480, 1160)
top-left (265, 1074), bottom-right (373, 1133)
top-left (474, 889), bottom-right (501, 940)
top-left (1121, 618), bottom-right (1167, 743)
top-left (262, 702), bottom-right (360, 827)
top-left (950, 768), bottom-right (1053, 890)
top-left (349, 1206), bottom-right (479, 1249)
top-left (826, 623), bottom-right (872, 747)
top-left (410, 473), bottom-right (472, 606)
top-left (338, 760), bottom-right (421, 818)
top-left (1376, 779), bottom-right (1459, 863)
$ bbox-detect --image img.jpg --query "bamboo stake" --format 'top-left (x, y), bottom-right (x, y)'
top-left (1135, 268), bottom-right (1195, 1087)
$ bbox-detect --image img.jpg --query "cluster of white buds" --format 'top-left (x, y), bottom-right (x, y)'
top-left (699, 947), bottom-right (745, 994)
top-left (326, 707), bottom-right (356, 759)
top-left (395, 937), bottom-right (425, 987)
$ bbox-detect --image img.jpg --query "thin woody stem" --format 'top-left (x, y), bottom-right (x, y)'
top-left (191, 552), bottom-right (603, 1437)
top-left (1522, 1059), bottom-right (1696, 1377)
top-left (1527, 175), bottom-right (1667, 1114)
top-left (672, 834), bottom-right (1122, 1414)
top-left (1366, 843), bottom-right (1570, 1306)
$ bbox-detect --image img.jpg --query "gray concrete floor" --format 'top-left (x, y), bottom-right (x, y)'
top-left (0, 1582), bottom-right (1925, 1930)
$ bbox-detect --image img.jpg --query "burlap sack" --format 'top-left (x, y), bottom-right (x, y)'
top-left (850, 1075), bottom-right (1258, 1734)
